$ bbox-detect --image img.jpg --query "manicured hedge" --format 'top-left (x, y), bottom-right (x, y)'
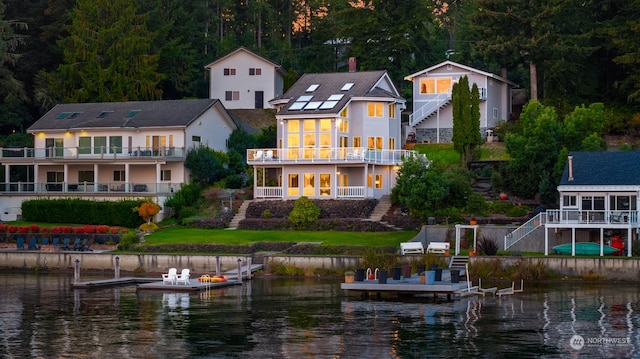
top-left (245, 199), bottom-right (378, 219)
top-left (21, 198), bottom-right (145, 228)
top-left (238, 217), bottom-right (394, 231)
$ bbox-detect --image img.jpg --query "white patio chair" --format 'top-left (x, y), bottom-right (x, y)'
top-left (162, 268), bottom-right (177, 285)
top-left (265, 150), bottom-right (273, 160)
top-left (176, 268), bottom-right (190, 285)
top-left (253, 150), bottom-right (263, 160)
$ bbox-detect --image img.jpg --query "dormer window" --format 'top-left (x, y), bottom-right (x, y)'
top-left (306, 84), bottom-right (320, 92)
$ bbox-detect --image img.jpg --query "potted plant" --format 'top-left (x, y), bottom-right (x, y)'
top-left (344, 271), bottom-right (355, 283)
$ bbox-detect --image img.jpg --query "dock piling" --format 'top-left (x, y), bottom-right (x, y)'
top-left (115, 256), bottom-right (120, 279)
top-left (74, 259), bottom-right (80, 283)
top-left (216, 256), bottom-right (221, 276)
top-left (237, 258), bottom-right (242, 282)
top-left (246, 256), bottom-right (252, 280)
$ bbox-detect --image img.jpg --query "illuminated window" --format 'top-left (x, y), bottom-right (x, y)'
top-left (320, 173), bottom-right (331, 196)
top-left (389, 138), bottom-right (395, 150)
top-left (367, 137), bottom-right (383, 149)
top-left (288, 174), bottom-right (299, 196)
top-left (420, 78), bottom-right (435, 94)
top-left (375, 174), bottom-right (382, 189)
top-left (288, 120), bottom-right (300, 132)
top-left (340, 107), bottom-right (348, 118)
top-left (389, 104), bottom-right (396, 119)
top-left (304, 173), bottom-right (315, 196)
top-left (353, 137), bottom-right (361, 148)
top-left (339, 120), bottom-right (349, 133)
top-left (319, 119), bottom-right (332, 132)
top-left (367, 174), bottom-right (373, 187)
top-left (367, 102), bottom-right (383, 117)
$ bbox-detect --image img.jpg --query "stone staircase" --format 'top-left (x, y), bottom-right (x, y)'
top-left (226, 200), bottom-right (252, 230)
top-left (471, 177), bottom-right (494, 201)
top-left (365, 195), bottom-right (400, 230)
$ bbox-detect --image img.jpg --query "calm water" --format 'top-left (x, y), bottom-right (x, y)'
top-left (1, 273), bottom-right (639, 358)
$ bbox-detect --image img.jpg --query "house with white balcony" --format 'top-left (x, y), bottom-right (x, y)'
top-left (0, 99), bottom-right (237, 220)
top-left (505, 151), bottom-right (640, 257)
top-left (248, 70), bottom-right (421, 200)
top-left (404, 61), bottom-right (516, 143)
top-left (205, 47), bottom-right (284, 110)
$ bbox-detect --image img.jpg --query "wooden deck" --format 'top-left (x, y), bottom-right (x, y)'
top-left (341, 270), bottom-right (469, 300)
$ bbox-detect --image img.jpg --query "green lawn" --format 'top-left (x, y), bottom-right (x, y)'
top-left (412, 142), bottom-right (510, 167)
top-left (143, 227), bottom-right (418, 247)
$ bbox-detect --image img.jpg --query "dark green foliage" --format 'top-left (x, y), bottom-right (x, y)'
top-left (477, 237), bottom-right (498, 256)
top-left (464, 193), bottom-right (489, 217)
top-left (117, 233), bottom-right (139, 250)
top-left (164, 182), bottom-right (202, 220)
top-left (452, 76), bottom-right (481, 166)
top-left (21, 198), bottom-right (143, 227)
top-left (184, 145), bottom-right (225, 185)
top-left (288, 196), bottom-right (321, 226)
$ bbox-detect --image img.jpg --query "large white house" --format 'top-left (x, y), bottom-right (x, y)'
top-left (0, 99), bottom-right (237, 220)
top-left (204, 47), bottom-right (284, 110)
top-left (247, 70), bottom-right (422, 200)
top-left (404, 60), bottom-right (516, 143)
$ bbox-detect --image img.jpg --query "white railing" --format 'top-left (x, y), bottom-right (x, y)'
top-left (504, 213), bottom-right (545, 250)
top-left (254, 187), bottom-right (283, 198)
top-left (0, 181), bottom-right (180, 195)
top-left (409, 92), bottom-right (451, 127)
top-left (545, 209), bottom-right (639, 225)
top-left (248, 147), bottom-right (420, 165)
top-left (337, 186), bottom-right (365, 198)
top-left (0, 146), bottom-right (186, 160)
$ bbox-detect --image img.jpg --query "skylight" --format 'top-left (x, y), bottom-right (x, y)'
top-left (298, 95), bottom-right (313, 102)
top-left (341, 83), bottom-right (354, 91)
top-left (96, 111), bottom-right (112, 118)
top-left (306, 84), bottom-right (320, 92)
top-left (55, 113), bottom-right (68, 119)
top-left (68, 112), bottom-right (82, 119)
top-left (304, 101), bottom-right (323, 110)
top-left (126, 110), bottom-right (140, 117)
top-left (289, 102), bottom-right (306, 110)
top-left (327, 94), bottom-right (344, 101)
top-left (319, 101), bottom-right (339, 110)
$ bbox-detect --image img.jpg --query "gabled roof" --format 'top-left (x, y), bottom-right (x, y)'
top-left (272, 70), bottom-right (402, 116)
top-left (559, 151), bottom-right (640, 186)
top-left (404, 60), bottom-right (517, 87)
top-left (204, 46), bottom-right (283, 74)
top-left (28, 99), bottom-right (236, 132)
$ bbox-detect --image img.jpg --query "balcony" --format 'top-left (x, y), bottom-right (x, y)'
top-left (0, 181), bottom-right (180, 195)
top-left (0, 146), bottom-right (186, 162)
top-left (247, 147), bottom-right (419, 166)
top-left (545, 209), bottom-right (639, 226)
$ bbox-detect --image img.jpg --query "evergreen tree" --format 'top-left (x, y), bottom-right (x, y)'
top-left (452, 76), bottom-right (481, 166)
top-left (46, 0), bottom-right (163, 103)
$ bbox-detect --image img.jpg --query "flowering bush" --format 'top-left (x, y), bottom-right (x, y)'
top-left (18, 226), bottom-right (29, 234)
top-left (96, 225), bottom-right (110, 234)
top-left (63, 227), bottom-right (72, 234)
top-left (41, 227), bottom-right (50, 234)
top-left (0, 224), bottom-right (7, 232)
top-left (7, 226), bottom-right (17, 233)
top-left (29, 225), bottom-right (40, 233)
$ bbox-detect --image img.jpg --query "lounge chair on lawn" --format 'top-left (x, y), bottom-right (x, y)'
top-left (176, 269), bottom-right (190, 285)
top-left (162, 268), bottom-right (177, 285)
top-left (28, 237), bottom-right (39, 250)
top-left (72, 238), bottom-right (82, 251)
top-left (80, 238), bottom-right (92, 251)
top-left (61, 238), bottom-right (71, 250)
top-left (16, 237), bottom-right (25, 250)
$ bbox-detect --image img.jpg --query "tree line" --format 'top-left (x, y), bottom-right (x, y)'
top-left (0, 0), bottom-right (638, 139)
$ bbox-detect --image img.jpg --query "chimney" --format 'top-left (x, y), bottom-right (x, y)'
top-left (568, 156), bottom-right (573, 181)
top-left (501, 67), bottom-right (508, 79)
top-left (349, 57), bottom-right (356, 73)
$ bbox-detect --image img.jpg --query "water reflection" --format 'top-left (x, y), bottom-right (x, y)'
top-left (0, 274), bottom-right (639, 358)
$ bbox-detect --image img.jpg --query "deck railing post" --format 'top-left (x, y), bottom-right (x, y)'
top-left (237, 258), bottom-right (242, 283)
top-left (74, 258), bottom-right (80, 283)
top-left (115, 256), bottom-right (120, 279)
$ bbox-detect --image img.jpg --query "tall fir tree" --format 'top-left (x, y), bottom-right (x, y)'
top-left (46, 0), bottom-right (163, 103)
top-left (452, 76), bottom-right (481, 166)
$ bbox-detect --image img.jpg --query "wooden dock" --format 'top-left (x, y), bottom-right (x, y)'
top-left (71, 264), bottom-right (263, 292)
top-left (341, 270), bottom-right (469, 300)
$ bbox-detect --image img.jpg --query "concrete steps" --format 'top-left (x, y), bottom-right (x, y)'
top-left (226, 200), bottom-right (252, 230)
top-left (369, 195), bottom-right (392, 221)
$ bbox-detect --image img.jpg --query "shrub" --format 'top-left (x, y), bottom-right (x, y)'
top-left (477, 236), bottom-right (499, 255)
top-left (261, 209), bottom-right (273, 219)
top-left (506, 206), bottom-right (529, 217)
top-left (288, 196), bottom-right (320, 226)
top-left (29, 225), bottom-right (40, 233)
top-left (117, 233), bottom-right (139, 250)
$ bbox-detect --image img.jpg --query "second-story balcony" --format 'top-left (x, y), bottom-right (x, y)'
top-left (0, 146), bottom-right (186, 162)
top-left (247, 147), bottom-right (419, 165)
top-left (545, 209), bottom-right (639, 227)
top-left (0, 181), bottom-right (180, 195)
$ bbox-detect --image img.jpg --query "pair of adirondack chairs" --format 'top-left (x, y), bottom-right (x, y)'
top-left (162, 268), bottom-right (190, 285)
top-left (60, 237), bottom-right (91, 251)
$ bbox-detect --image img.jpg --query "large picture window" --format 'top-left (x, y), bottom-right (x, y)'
top-left (367, 102), bottom-right (383, 117)
top-left (288, 174), bottom-right (299, 196)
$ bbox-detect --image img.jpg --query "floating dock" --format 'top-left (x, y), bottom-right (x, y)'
top-left (341, 269), bottom-right (468, 300)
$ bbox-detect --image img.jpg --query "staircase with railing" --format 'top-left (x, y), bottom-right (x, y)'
top-left (408, 93), bottom-right (451, 127)
top-left (504, 212), bottom-right (545, 250)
